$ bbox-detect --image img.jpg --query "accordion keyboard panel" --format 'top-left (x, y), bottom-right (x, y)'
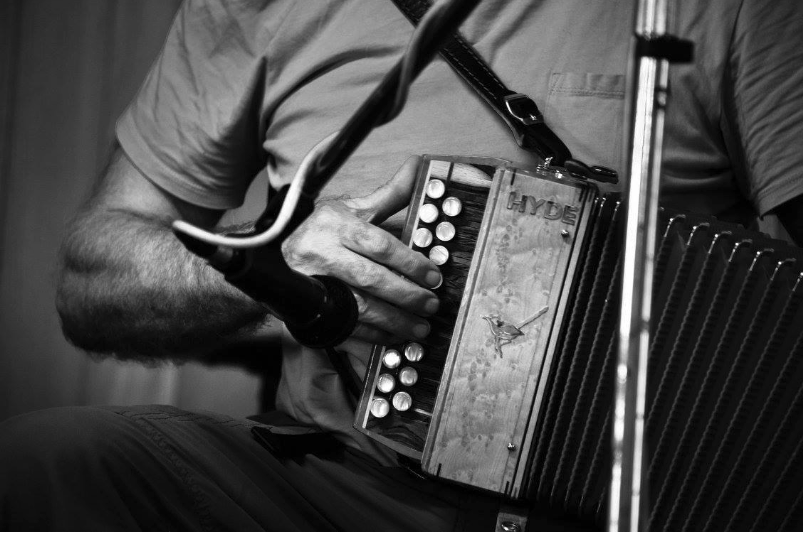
top-left (354, 157), bottom-right (500, 457)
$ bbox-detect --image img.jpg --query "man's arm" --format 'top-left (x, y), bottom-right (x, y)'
top-left (56, 147), bottom-right (269, 361)
top-left (57, 149), bottom-right (441, 362)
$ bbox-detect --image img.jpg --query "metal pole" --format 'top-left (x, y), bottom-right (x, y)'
top-left (609, 0), bottom-right (672, 529)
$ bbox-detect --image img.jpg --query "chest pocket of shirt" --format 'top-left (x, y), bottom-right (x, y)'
top-left (545, 72), bottom-right (626, 173)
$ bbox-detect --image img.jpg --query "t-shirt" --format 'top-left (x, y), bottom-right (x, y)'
top-left (117, 0), bottom-right (803, 463)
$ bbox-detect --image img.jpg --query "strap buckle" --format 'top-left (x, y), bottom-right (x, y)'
top-left (503, 93), bottom-right (544, 126)
top-left (564, 158), bottom-right (619, 184)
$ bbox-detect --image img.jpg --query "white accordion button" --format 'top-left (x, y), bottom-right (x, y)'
top-left (382, 349), bottom-right (401, 369)
top-left (429, 245), bottom-right (449, 265)
top-left (442, 196), bottom-right (462, 217)
top-left (377, 373), bottom-right (396, 393)
top-left (435, 221), bottom-right (456, 242)
top-left (426, 179), bottom-right (446, 199)
top-left (404, 342), bottom-right (424, 362)
top-left (370, 398), bottom-right (390, 418)
top-left (413, 228), bottom-right (433, 248)
top-left (399, 367), bottom-right (419, 387)
top-left (419, 203), bottom-right (438, 224)
top-left (392, 392), bottom-right (413, 412)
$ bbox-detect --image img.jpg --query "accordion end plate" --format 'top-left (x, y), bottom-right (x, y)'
top-left (419, 164), bottom-right (598, 497)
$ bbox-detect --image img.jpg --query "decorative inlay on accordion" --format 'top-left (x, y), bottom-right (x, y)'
top-left (354, 156), bottom-right (803, 530)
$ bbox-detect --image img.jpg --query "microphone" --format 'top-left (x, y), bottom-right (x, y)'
top-left (174, 223), bottom-right (358, 350)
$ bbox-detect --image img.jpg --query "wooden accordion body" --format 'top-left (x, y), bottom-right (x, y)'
top-left (354, 156), bottom-right (803, 530)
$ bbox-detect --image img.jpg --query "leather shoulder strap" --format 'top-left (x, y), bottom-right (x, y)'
top-left (391, 0), bottom-right (573, 165)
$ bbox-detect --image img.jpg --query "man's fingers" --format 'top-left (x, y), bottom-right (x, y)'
top-left (341, 218), bottom-right (442, 293)
top-left (335, 247), bottom-right (439, 316)
top-left (283, 212), bottom-right (439, 318)
top-left (351, 288), bottom-right (431, 342)
top-left (347, 155), bottom-right (421, 225)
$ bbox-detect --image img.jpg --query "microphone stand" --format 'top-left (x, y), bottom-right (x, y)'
top-left (609, 0), bottom-right (692, 530)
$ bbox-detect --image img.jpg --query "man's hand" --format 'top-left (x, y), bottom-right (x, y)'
top-left (281, 156), bottom-right (441, 345)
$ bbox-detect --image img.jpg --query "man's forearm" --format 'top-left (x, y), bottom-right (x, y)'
top-left (56, 208), bottom-right (269, 361)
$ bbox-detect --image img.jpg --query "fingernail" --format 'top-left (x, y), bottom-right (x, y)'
top-left (426, 270), bottom-right (442, 289)
top-left (413, 322), bottom-right (430, 339)
top-left (424, 297), bottom-right (439, 315)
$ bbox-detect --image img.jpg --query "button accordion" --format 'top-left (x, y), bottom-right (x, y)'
top-left (354, 155), bottom-right (803, 530)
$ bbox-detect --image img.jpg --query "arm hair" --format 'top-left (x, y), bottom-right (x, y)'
top-left (56, 147), bottom-right (269, 362)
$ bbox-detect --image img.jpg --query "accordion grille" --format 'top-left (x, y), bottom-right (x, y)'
top-left (528, 196), bottom-right (803, 531)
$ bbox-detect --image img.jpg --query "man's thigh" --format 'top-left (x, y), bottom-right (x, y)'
top-left (0, 404), bottom-right (496, 531)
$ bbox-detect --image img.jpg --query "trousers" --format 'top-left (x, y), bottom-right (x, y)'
top-left (0, 404), bottom-right (504, 531)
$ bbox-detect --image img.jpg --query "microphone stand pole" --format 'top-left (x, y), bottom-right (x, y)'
top-left (609, 0), bottom-right (692, 530)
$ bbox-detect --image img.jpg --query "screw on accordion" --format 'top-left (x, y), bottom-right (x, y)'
top-left (354, 155), bottom-right (803, 530)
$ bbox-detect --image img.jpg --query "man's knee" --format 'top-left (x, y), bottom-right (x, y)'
top-left (0, 406), bottom-right (132, 474)
top-left (0, 405), bottom-right (149, 510)
top-left (0, 406), bottom-right (152, 529)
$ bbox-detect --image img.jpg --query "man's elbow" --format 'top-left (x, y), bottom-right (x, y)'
top-left (54, 236), bottom-right (125, 357)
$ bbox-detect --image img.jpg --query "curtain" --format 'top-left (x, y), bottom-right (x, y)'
top-left (0, 0), bottom-right (267, 422)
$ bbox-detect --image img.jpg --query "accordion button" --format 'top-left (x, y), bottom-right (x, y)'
top-left (382, 349), bottom-right (401, 369)
top-left (377, 373), bottom-right (396, 393)
top-left (442, 196), bottom-right (462, 217)
top-left (404, 342), bottom-right (424, 362)
top-left (413, 228), bottom-right (433, 248)
top-left (419, 203), bottom-right (439, 224)
top-left (399, 366), bottom-right (419, 386)
top-left (426, 179), bottom-right (446, 199)
top-left (370, 398), bottom-right (390, 418)
top-left (435, 221), bottom-right (456, 242)
top-left (429, 245), bottom-right (449, 265)
top-left (392, 391), bottom-right (413, 412)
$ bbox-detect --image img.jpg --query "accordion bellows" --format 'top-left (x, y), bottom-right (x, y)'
top-left (355, 156), bottom-right (803, 531)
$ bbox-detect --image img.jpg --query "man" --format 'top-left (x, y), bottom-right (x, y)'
top-left (2, 0), bottom-right (802, 530)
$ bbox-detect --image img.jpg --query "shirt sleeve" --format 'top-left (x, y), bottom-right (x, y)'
top-left (116, 0), bottom-right (279, 210)
top-left (725, 0), bottom-right (803, 216)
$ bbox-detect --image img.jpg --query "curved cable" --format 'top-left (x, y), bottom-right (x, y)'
top-left (172, 0), bottom-right (453, 249)
top-left (172, 131), bottom-right (338, 249)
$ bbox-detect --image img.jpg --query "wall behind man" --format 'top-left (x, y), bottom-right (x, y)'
top-left (0, 0), bottom-right (270, 423)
